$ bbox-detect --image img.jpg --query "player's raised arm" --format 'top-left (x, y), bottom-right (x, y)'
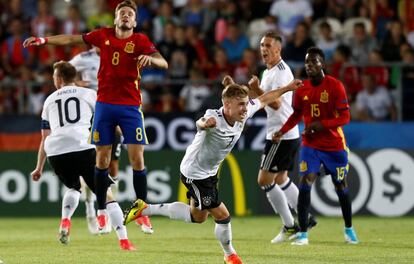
top-left (23, 34), bottom-right (84, 48)
top-left (257, 79), bottom-right (303, 108)
top-left (196, 116), bottom-right (217, 130)
top-left (248, 75), bottom-right (283, 109)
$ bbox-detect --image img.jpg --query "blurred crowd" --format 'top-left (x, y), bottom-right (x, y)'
top-left (0, 0), bottom-right (413, 121)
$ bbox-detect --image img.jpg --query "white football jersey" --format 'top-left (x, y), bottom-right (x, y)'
top-left (260, 60), bottom-right (299, 140)
top-left (180, 98), bottom-right (261, 180)
top-left (69, 49), bottom-right (100, 90)
top-left (41, 85), bottom-right (97, 156)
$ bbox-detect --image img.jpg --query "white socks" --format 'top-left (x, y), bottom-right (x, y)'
top-left (263, 184), bottom-right (295, 227)
top-left (84, 187), bottom-right (96, 218)
top-left (145, 202), bottom-right (192, 222)
top-left (279, 178), bottom-right (299, 212)
top-left (106, 202), bottom-right (127, 240)
top-left (62, 189), bottom-right (81, 219)
top-left (215, 220), bottom-right (235, 256)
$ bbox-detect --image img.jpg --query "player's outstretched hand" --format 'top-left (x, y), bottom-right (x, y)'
top-left (248, 75), bottom-right (260, 91)
top-left (137, 55), bottom-right (153, 67)
top-left (204, 117), bottom-right (217, 128)
top-left (302, 121), bottom-right (323, 136)
top-left (272, 131), bottom-right (283, 143)
top-left (31, 169), bottom-right (42, 181)
top-left (23, 36), bottom-right (47, 47)
top-left (222, 75), bottom-right (235, 87)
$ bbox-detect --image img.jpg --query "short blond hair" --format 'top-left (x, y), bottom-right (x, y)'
top-left (222, 84), bottom-right (249, 100)
top-left (53, 61), bottom-right (76, 83)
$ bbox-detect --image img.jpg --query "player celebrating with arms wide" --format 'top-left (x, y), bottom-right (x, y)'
top-left (273, 47), bottom-right (359, 245)
top-left (124, 76), bottom-right (303, 264)
top-left (23, 0), bottom-right (168, 234)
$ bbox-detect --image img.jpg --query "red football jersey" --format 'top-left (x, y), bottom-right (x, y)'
top-left (293, 75), bottom-right (349, 151)
top-left (83, 28), bottom-right (158, 105)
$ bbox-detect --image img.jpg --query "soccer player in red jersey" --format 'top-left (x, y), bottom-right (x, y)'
top-left (23, 0), bottom-right (168, 236)
top-left (273, 47), bottom-right (359, 245)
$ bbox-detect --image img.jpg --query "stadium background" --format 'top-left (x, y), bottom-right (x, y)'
top-left (0, 0), bottom-right (414, 217)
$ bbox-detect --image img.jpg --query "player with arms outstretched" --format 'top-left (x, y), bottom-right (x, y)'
top-left (124, 76), bottom-right (303, 264)
top-left (24, 0), bottom-right (168, 234)
top-left (30, 61), bottom-right (135, 250)
top-left (273, 47), bottom-right (359, 245)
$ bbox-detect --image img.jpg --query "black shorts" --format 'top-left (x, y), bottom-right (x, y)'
top-left (260, 138), bottom-right (300, 173)
top-left (111, 133), bottom-right (122, 160)
top-left (48, 148), bottom-right (96, 192)
top-left (180, 173), bottom-right (221, 210)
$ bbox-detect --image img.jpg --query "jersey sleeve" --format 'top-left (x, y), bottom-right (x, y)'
top-left (196, 109), bottom-right (218, 131)
top-left (138, 34), bottom-right (158, 55)
top-left (333, 80), bottom-right (349, 111)
top-left (279, 68), bottom-right (294, 87)
top-left (41, 97), bottom-right (50, 121)
top-left (69, 54), bottom-right (86, 72)
top-left (40, 98), bottom-right (50, 129)
top-left (247, 98), bottom-right (261, 118)
top-left (292, 89), bottom-right (303, 111)
top-left (84, 89), bottom-right (97, 111)
top-left (82, 29), bottom-right (104, 48)
top-left (204, 109), bottom-right (218, 119)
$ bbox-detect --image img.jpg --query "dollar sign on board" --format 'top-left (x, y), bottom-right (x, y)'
top-left (383, 164), bottom-right (402, 202)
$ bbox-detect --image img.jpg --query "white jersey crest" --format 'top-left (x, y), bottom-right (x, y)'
top-left (41, 85), bottom-right (97, 156)
top-left (69, 49), bottom-right (100, 90)
top-left (180, 99), bottom-right (261, 180)
top-left (260, 60), bottom-right (299, 140)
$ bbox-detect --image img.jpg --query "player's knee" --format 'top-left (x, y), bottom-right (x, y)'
top-left (214, 215), bottom-right (231, 225)
top-left (257, 176), bottom-right (273, 186)
top-left (333, 181), bottom-right (347, 191)
top-left (274, 172), bottom-right (288, 185)
top-left (96, 156), bottom-right (111, 169)
top-left (213, 211), bottom-right (230, 222)
top-left (299, 175), bottom-right (314, 187)
top-left (190, 213), bottom-right (208, 223)
top-left (129, 156), bottom-right (144, 170)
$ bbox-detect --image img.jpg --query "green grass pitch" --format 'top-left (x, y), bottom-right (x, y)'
top-left (0, 216), bottom-right (413, 264)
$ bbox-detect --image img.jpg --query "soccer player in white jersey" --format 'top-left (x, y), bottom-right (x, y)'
top-left (69, 47), bottom-right (100, 90)
top-left (30, 61), bottom-right (135, 250)
top-left (69, 47), bottom-right (130, 235)
top-left (248, 32), bottom-right (316, 243)
top-left (123, 76), bottom-right (303, 264)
